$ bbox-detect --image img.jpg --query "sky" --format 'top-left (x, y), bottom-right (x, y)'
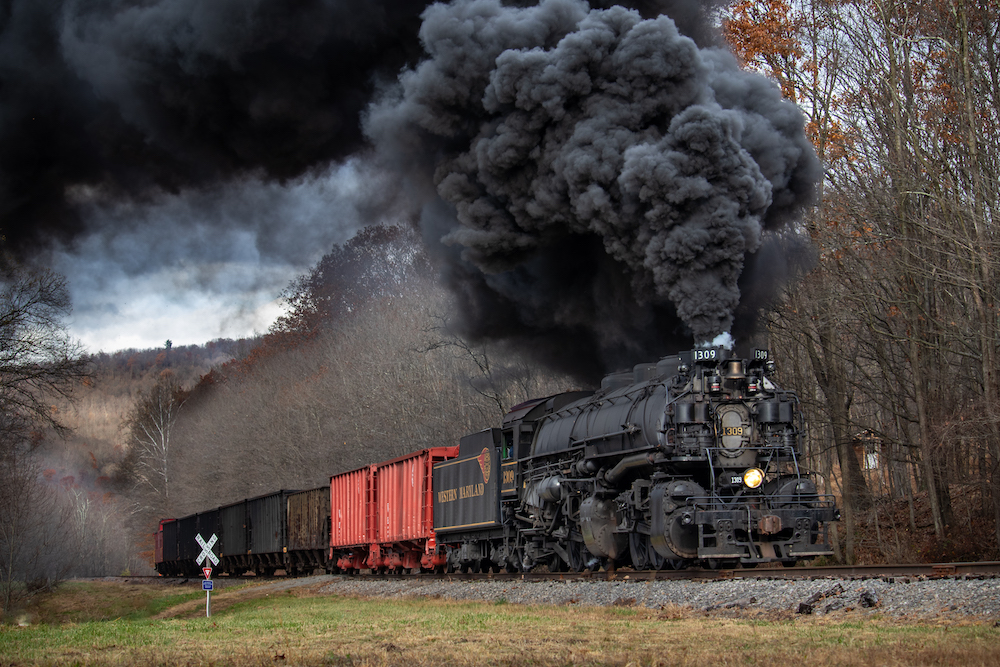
top-left (50, 160), bottom-right (391, 352)
top-left (1, 0), bottom-right (432, 354)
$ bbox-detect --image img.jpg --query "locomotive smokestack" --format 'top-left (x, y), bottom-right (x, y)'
top-left (366, 0), bottom-right (819, 382)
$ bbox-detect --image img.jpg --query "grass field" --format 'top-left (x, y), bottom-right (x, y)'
top-left (2, 580), bottom-right (999, 666)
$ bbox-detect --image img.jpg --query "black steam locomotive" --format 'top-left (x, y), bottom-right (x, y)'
top-left (433, 346), bottom-right (838, 571)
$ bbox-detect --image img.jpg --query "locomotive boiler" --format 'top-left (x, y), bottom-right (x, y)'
top-left (434, 346), bottom-right (839, 571)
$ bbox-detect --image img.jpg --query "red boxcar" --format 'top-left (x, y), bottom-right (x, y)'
top-left (371, 447), bottom-right (458, 571)
top-left (329, 446), bottom-right (458, 572)
top-left (329, 465), bottom-right (374, 572)
top-left (153, 518), bottom-right (173, 573)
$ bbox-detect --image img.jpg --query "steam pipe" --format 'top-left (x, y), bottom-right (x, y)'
top-left (602, 452), bottom-right (657, 485)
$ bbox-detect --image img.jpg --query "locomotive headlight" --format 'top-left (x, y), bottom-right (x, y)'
top-left (743, 468), bottom-right (765, 489)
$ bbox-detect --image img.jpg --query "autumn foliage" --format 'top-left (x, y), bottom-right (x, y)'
top-left (725, 0), bottom-right (1000, 562)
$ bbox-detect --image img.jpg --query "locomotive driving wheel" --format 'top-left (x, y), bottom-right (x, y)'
top-left (567, 540), bottom-right (587, 572)
top-left (547, 553), bottom-right (568, 572)
top-left (629, 533), bottom-right (651, 570)
top-left (630, 533), bottom-right (665, 570)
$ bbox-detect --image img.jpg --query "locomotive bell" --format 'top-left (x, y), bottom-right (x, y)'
top-left (723, 360), bottom-right (746, 380)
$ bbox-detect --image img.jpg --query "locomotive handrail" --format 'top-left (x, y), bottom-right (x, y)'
top-left (663, 388), bottom-right (693, 410)
top-left (685, 494), bottom-right (838, 512)
top-left (569, 422), bottom-right (641, 447)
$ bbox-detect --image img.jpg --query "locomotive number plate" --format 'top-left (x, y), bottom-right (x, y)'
top-left (722, 426), bottom-right (744, 437)
top-left (501, 461), bottom-right (518, 496)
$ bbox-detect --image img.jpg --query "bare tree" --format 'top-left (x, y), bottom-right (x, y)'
top-left (0, 433), bottom-right (74, 611)
top-left (0, 263), bottom-right (89, 431)
top-left (0, 260), bottom-right (88, 610)
top-left (121, 372), bottom-right (188, 516)
top-left (737, 0), bottom-right (1000, 561)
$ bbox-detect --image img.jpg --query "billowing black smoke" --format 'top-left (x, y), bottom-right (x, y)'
top-left (0, 0), bottom-right (712, 257)
top-left (1, 0), bottom-right (817, 372)
top-left (365, 0), bottom-right (820, 381)
top-left (0, 0), bottom-right (429, 254)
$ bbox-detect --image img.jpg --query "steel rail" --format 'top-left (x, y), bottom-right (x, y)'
top-left (122, 561), bottom-right (1000, 583)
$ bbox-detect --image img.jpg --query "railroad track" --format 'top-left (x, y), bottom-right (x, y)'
top-left (126, 561), bottom-right (1000, 584)
top-left (389, 561), bottom-right (1000, 582)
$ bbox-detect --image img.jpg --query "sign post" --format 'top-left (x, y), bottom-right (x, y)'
top-left (196, 533), bottom-right (219, 618)
top-left (202, 579), bottom-right (214, 616)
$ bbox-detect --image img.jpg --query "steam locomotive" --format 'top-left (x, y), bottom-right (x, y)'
top-left (155, 346), bottom-right (838, 575)
top-left (434, 345), bottom-right (837, 571)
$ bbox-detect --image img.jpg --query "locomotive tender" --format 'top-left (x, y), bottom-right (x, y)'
top-left (155, 346), bottom-right (838, 575)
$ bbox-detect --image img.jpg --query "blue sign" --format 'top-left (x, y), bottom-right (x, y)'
top-left (202, 580), bottom-right (214, 591)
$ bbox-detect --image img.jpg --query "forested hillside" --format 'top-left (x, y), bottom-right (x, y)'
top-left (41, 339), bottom-right (256, 491)
top-left (2, 225), bottom-right (574, 603)
top-left (122, 225), bottom-right (575, 524)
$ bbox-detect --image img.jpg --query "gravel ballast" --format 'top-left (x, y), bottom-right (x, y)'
top-left (316, 575), bottom-right (1000, 620)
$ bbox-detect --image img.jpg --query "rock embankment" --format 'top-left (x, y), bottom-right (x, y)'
top-left (318, 575), bottom-right (1000, 620)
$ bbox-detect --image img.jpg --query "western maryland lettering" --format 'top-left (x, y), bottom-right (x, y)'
top-left (437, 487), bottom-right (458, 503)
top-left (437, 483), bottom-right (484, 503)
top-left (460, 482), bottom-right (485, 499)
top-left (433, 451), bottom-right (501, 532)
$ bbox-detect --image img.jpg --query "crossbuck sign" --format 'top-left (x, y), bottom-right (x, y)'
top-left (196, 533), bottom-right (219, 566)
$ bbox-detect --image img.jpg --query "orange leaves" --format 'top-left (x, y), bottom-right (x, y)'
top-left (805, 118), bottom-right (852, 163)
top-left (723, 0), bottom-right (804, 100)
top-left (722, 0), bottom-right (852, 162)
top-left (724, 0), bottom-right (803, 65)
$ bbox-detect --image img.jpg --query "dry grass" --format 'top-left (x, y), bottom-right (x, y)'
top-left (1, 581), bottom-right (999, 666)
top-left (6, 581), bottom-right (204, 625)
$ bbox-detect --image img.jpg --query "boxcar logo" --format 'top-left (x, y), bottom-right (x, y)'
top-left (478, 448), bottom-right (491, 484)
